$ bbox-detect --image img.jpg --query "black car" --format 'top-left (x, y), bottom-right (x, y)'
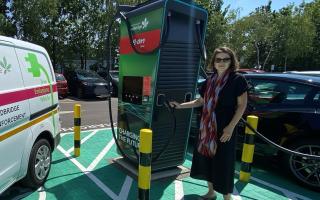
top-left (64, 69), bottom-right (110, 98)
top-left (97, 70), bottom-right (119, 97)
top-left (191, 73), bottom-right (320, 190)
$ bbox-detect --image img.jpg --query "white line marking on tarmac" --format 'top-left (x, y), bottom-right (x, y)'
top-left (287, 196), bottom-right (298, 200)
top-left (59, 100), bottom-right (77, 103)
top-left (60, 125), bottom-right (116, 134)
top-left (175, 179), bottom-right (184, 200)
top-left (59, 111), bottom-right (74, 115)
top-left (66, 130), bottom-right (99, 154)
top-left (234, 171), bottom-right (311, 200)
top-left (232, 187), bottom-right (242, 200)
top-left (38, 187), bottom-right (46, 200)
top-left (57, 145), bottom-right (118, 200)
top-left (118, 176), bottom-right (133, 200)
top-left (86, 139), bottom-right (115, 171)
top-left (60, 127), bottom-right (113, 137)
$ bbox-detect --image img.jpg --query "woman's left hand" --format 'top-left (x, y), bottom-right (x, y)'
top-left (220, 125), bottom-right (235, 143)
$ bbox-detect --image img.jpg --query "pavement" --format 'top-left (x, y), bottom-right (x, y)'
top-left (1, 128), bottom-right (318, 200)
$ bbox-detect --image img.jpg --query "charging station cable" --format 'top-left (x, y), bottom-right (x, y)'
top-left (151, 100), bottom-right (177, 162)
top-left (241, 118), bottom-right (320, 160)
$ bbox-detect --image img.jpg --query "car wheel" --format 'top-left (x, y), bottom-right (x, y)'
top-left (21, 139), bottom-right (52, 188)
top-left (284, 139), bottom-right (320, 191)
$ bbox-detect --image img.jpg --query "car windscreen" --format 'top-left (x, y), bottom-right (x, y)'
top-left (55, 74), bottom-right (66, 81)
top-left (76, 70), bottom-right (101, 80)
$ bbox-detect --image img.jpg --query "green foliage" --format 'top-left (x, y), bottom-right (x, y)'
top-left (195, 0), bottom-right (229, 68)
top-left (2, 0), bottom-right (319, 71)
top-left (0, 1), bottom-right (15, 36)
top-left (225, 0), bottom-right (318, 71)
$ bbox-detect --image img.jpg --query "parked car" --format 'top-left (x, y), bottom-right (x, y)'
top-left (284, 71), bottom-right (320, 77)
top-left (237, 68), bottom-right (265, 74)
top-left (109, 70), bottom-right (119, 97)
top-left (97, 70), bottom-right (119, 97)
top-left (191, 73), bottom-right (320, 190)
top-left (55, 73), bottom-right (68, 98)
top-left (64, 69), bottom-right (109, 98)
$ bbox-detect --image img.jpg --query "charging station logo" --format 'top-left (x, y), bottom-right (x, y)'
top-left (132, 18), bottom-right (149, 31)
top-left (141, 18), bottom-right (149, 29)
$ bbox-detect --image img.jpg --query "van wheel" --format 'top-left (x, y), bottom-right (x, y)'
top-left (22, 139), bottom-right (52, 188)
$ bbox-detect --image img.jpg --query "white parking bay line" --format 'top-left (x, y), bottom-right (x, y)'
top-left (175, 180), bottom-right (184, 200)
top-left (232, 187), bottom-right (242, 200)
top-left (118, 176), bottom-right (133, 200)
top-left (57, 145), bottom-right (118, 200)
top-left (66, 130), bottom-right (99, 154)
top-left (86, 139), bottom-right (115, 171)
top-left (59, 111), bottom-right (74, 115)
top-left (234, 171), bottom-right (312, 200)
top-left (38, 187), bottom-right (46, 200)
top-left (60, 127), bottom-right (115, 136)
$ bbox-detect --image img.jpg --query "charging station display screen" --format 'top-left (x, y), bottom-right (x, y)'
top-left (122, 76), bottom-right (143, 105)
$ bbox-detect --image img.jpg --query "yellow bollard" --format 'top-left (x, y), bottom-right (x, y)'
top-left (138, 129), bottom-right (152, 200)
top-left (239, 115), bottom-right (259, 182)
top-left (74, 104), bottom-right (81, 157)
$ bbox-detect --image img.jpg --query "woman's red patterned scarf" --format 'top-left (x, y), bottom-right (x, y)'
top-left (197, 70), bottom-right (231, 157)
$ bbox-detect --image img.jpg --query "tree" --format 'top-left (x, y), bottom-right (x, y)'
top-left (11, 0), bottom-right (61, 69)
top-left (273, 4), bottom-right (316, 70)
top-left (195, 0), bottom-right (229, 69)
top-left (0, 0), bottom-right (15, 36)
top-left (303, 0), bottom-right (320, 70)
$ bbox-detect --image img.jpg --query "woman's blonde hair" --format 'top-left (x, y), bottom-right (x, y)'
top-left (209, 47), bottom-right (239, 72)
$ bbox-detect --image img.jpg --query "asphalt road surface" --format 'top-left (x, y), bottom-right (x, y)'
top-left (58, 96), bottom-right (118, 132)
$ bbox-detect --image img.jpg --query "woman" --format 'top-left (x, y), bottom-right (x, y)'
top-left (170, 47), bottom-right (248, 200)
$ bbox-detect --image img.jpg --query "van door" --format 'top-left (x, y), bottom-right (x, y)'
top-left (15, 49), bottom-right (59, 136)
top-left (0, 42), bottom-right (31, 191)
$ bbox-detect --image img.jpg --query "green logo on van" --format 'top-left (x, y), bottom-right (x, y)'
top-left (25, 53), bottom-right (53, 104)
top-left (0, 57), bottom-right (12, 74)
top-left (25, 53), bottom-right (43, 77)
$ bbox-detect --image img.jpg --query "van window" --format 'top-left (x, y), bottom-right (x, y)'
top-left (0, 44), bottom-right (24, 91)
top-left (15, 50), bottom-right (54, 87)
top-left (15, 49), bottom-right (58, 114)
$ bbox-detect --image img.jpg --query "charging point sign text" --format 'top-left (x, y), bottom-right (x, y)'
top-left (118, 128), bottom-right (140, 148)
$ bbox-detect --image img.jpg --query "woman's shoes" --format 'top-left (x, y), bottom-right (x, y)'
top-left (197, 194), bottom-right (217, 200)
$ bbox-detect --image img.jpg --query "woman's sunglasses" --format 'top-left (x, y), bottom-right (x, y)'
top-left (215, 57), bottom-right (231, 63)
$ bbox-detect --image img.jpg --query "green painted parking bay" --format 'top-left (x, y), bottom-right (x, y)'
top-left (4, 128), bottom-right (318, 200)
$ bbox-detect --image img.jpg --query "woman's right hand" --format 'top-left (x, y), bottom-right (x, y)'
top-left (169, 101), bottom-right (182, 109)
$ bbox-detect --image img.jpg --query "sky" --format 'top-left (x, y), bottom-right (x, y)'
top-left (223, 0), bottom-right (314, 17)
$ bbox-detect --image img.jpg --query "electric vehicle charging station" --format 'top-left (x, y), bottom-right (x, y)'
top-left (113, 0), bottom-right (208, 171)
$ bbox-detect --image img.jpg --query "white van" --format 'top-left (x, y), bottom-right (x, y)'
top-left (0, 36), bottom-right (60, 194)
